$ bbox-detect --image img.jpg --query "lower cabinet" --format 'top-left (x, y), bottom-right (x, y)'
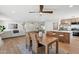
top-left (47, 31), bottom-right (70, 43)
top-left (58, 32), bottom-right (70, 43)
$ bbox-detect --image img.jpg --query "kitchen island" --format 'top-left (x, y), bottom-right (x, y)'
top-left (46, 30), bottom-right (72, 43)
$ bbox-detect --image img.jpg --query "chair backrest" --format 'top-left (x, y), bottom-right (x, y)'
top-left (26, 32), bottom-right (31, 46)
top-left (29, 32), bottom-right (38, 53)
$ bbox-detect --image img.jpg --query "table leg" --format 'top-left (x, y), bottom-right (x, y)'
top-left (45, 45), bottom-right (49, 54)
top-left (56, 40), bottom-right (58, 54)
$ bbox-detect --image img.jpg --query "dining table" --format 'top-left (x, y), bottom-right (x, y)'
top-left (38, 35), bottom-right (59, 54)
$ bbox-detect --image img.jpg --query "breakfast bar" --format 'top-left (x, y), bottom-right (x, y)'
top-left (47, 31), bottom-right (71, 43)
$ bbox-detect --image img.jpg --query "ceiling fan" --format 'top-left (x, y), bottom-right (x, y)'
top-left (29, 5), bottom-right (53, 14)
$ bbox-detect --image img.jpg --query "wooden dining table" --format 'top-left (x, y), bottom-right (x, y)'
top-left (38, 36), bottom-right (59, 54)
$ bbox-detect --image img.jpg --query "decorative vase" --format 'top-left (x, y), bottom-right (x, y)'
top-left (39, 31), bottom-right (43, 38)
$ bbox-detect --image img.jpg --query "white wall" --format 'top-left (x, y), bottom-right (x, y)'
top-left (45, 21), bottom-right (53, 31)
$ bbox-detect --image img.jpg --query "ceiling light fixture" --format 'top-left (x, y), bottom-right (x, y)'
top-left (11, 10), bottom-right (16, 14)
top-left (69, 5), bottom-right (74, 7)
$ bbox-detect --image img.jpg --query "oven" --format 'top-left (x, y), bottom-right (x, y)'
top-left (73, 31), bottom-right (79, 36)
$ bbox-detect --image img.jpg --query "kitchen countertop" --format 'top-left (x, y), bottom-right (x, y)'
top-left (53, 30), bottom-right (72, 33)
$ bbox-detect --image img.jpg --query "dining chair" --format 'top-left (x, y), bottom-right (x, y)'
top-left (26, 31), bottom-right (39, 51)
top-left (30, 33), bottom-right (45, 54)
top-left (26, 32), bottom-right (32, 51)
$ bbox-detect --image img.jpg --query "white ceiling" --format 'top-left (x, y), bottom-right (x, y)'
top-left (0, 5), bottom-right (79, 22)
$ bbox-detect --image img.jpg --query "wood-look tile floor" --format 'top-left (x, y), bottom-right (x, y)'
top-left (0, 36), bottom-right (27, 54)
top-left (59, 36), bottom-right (79, 54)
top-left (0, 36), bottom-right (79, 54)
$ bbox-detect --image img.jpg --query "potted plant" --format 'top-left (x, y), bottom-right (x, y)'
top-left (0, 25), bottom-right (5, 32)
top-left (0, 25), bottom-right (5, 47)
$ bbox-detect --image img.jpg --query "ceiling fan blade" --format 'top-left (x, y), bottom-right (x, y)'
top-left (29, 5), bottom-right (53, 14)
top-left (42, 11), bottom-right (53, 13)
top-left (29, 11), bottom-right (39, 13)
top-left (40, 5), bottom-right (43, 12)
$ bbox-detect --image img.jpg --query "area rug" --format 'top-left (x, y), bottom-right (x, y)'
top-left (17, 43), bottom-right (68, 54)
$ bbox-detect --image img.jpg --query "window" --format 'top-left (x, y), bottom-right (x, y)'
top-left (8, 24), bottom-right (18, 29)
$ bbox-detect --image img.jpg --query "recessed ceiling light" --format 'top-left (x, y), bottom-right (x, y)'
top-left (11, 10), bottom-right (16, 14)
top-left (69, 5), bottom-right (73, 7)
top-left (24, 12), bottom-right (26, 13)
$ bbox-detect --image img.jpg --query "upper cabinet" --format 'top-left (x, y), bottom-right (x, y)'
top-left (59, 18), bottom-right (79, 31)
top-left (61, 17), bottom-right (79, 25)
